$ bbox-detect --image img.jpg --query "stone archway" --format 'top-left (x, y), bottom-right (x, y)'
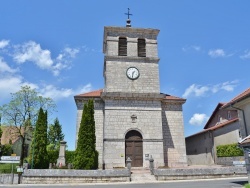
top-left (125, 130), bottom-right (143, 167)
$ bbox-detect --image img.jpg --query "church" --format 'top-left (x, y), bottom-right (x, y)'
top-left (74, 18), bottom-right (187, 169)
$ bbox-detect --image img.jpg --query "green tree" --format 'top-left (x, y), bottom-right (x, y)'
top-left (73, 99), bottom-right (98, 169)
top-left (0, 85), bottom-right (55, 166)
top-left (31, 108), bottom-right (49, 169)
top-left (1, 144), bottom-right (13, 155)
top-left (47, 118), bottom-right (64, 150)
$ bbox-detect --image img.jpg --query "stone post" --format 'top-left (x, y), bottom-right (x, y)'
top-left (126, 157), bottom-right (132, 172)
top-left (149, 155), bottom-right (154, 175)
top-left (57, 140), bottom-right (67, 167)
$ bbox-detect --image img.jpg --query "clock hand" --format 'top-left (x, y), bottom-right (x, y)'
top-left (132, 71), bottom-right (135, 78)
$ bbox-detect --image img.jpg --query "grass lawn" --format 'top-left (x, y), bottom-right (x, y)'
top-left (0, 163), bottom-right (19, 174)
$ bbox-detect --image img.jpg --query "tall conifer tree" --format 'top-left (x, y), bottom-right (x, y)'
top-left (30, 108), bottom-right (49, 169)
top-left (73, 99), bottom-right (98, 169)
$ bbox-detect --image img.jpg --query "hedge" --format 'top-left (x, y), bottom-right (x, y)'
top-left (216, 143), bottom-right (244, 157)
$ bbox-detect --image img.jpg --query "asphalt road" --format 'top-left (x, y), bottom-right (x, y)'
top-left (0, 177), bottom-right (248, 188)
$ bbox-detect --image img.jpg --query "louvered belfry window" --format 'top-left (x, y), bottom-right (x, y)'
top-left (138, 38), bottom-right (146, 57)
top-left (118, 37), bottom-right (127, 56)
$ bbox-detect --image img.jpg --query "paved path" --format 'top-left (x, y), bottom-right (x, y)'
top-left (130, 168), bottom-right (156, 182)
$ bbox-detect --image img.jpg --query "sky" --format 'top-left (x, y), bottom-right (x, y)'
top-left (0, 1), bottom-right (249, 150)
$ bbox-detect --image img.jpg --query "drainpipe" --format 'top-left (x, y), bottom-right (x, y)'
top-left (230, 105), bottom-right (248, 137)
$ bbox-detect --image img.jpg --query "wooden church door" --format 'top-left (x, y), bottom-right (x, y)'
top-left (125, 130), bottom-right (143, 167)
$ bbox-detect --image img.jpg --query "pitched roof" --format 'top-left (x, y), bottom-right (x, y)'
top-left (222, 88), bottom-right (250, 108)
top-left (186, 117), bottom-right (239, 138)
top-left (74, 89), bottom-right (185, 101)
top-left (164, 94), bottom-right (185, 101)
top-left (74, 89), bottom-right (103, 98)
top-left (203, 103), bottom-right (226, 129)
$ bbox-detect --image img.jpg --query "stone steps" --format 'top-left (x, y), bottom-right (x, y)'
top-left (131, 168), bottom-right (157, 182)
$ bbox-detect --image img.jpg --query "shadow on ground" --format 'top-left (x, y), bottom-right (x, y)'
top-left (231, 180), bottom-right (248, 186)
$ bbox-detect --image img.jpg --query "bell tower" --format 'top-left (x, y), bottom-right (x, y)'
top-left (103, 26), bottom-right (160, 94)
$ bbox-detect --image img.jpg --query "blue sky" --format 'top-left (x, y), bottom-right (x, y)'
top-left (0, 1), bottom-right (249, 150)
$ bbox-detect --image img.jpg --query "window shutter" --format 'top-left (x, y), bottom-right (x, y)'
top-left (138, 39), bottom-right (146, 57)
top-left (119, 37), bottom-right (127, 56)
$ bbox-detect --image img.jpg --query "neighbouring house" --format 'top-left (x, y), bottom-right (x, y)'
top-left (0, 126), bottom-right (31, 157)
top-left (186, 103), bottom-right (241, 165)
top-left (222, 88), bottom-right (250, 166)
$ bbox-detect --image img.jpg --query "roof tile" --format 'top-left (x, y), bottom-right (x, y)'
top-left (222, 88), bottom-right (250, 108)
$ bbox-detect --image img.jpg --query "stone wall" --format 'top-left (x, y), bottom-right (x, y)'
top-left (104, 27), bottom-right (159, 58)
top-left (22, 169), bottom-right (130, 184)
top-left (103, 99), bottom-right (164, 168)
top-left (162, 102), bottom-right (187, 167)
top-left (0, 174), bottom-right (18, 184)
top-left (154, 166), bottom-right (247, 180)
top-left (104, 60), bottom-right (160, 93)
top-left (216, 156), bottom-right (245, 166)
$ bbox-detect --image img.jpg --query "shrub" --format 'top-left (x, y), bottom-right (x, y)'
top-left (47, 150), bottom-right (59, 164)
top-left (65, 150), bottom-right (75, 164)
top-left (217, 143), bottom-right (244, 157)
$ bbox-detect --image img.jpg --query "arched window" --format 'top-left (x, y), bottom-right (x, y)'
top-left (118, 37), bottom-right (127, 56)
top-left (138, 38), bottom-right (146, 57)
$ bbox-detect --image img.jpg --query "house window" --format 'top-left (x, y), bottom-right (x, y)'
top-left (118, 37), bottom-right (127, 56)
top-left (138, 38), bottom-right (146, 57)
top-left (227, 111), bottom-right (231, 120)
top-left (218, 115), bottom-right (221, 122)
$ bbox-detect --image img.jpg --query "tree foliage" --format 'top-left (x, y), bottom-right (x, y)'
top-left (73, 99), bottom-right (98, 169)
top-left (1, 144), bottom-right (13, 156)
top-left (47, 118), bottom-right (64, 150)
top-left (0, 85), bottom-right (55, 166)
top-left (30, 108), bottom-right (49, 169)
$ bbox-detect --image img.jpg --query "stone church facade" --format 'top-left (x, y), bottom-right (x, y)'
top-left (74, 25), bottom-right (187, 169)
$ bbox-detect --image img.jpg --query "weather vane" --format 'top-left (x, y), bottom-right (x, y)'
top-left (125, 8), bottom-right (132, 27)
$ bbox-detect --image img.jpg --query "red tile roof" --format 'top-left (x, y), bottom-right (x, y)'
top-left (165, 95), bottom-right (185, 100)
top-left (222, 88), bottom-right (250, 108)
top-left (74, 89), bottom-right (103, 98)
top-left (74, 89), bottom-right (185, 101)
top-left (186, 117), bottom-right (239, 138)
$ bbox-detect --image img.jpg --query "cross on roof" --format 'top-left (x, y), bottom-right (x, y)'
top-left (125, 8), bottom-right (132, 20)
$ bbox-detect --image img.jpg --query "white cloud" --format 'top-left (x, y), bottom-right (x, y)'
top-left (0, 75), bottom-right (37, 99)
top-left (39, 83), bottom-right (92, 101)
top-left (53, 47), bottom-right (80, 76)
top-left (13, 41), bottom-right (53, 69)
top-left (182, 45), bottom-right (201, 52)
top-left (182, 84), bottom-right (209, 98)
top-left (12, 42), bottom-right (80, 76)
top-left (182, 80), bottom-right (238, 98)
top-left (240, 50), bottom-right (250, 59)
top-left (0, 57), bottom-right (17, 73)
top-left (189, 113), bottom-right (209, 126)
top-left (39, 85), bottom-right (74, 100)
top-left (208, 49), bottom-right (225, 58)
top-left (0, 40), bottom-right (10, 49)
top-left (76, 83), bottom-right (92, 94)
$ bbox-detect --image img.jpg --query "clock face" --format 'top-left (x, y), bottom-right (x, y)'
top-left (126, 67), bottom-right (140, 80)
